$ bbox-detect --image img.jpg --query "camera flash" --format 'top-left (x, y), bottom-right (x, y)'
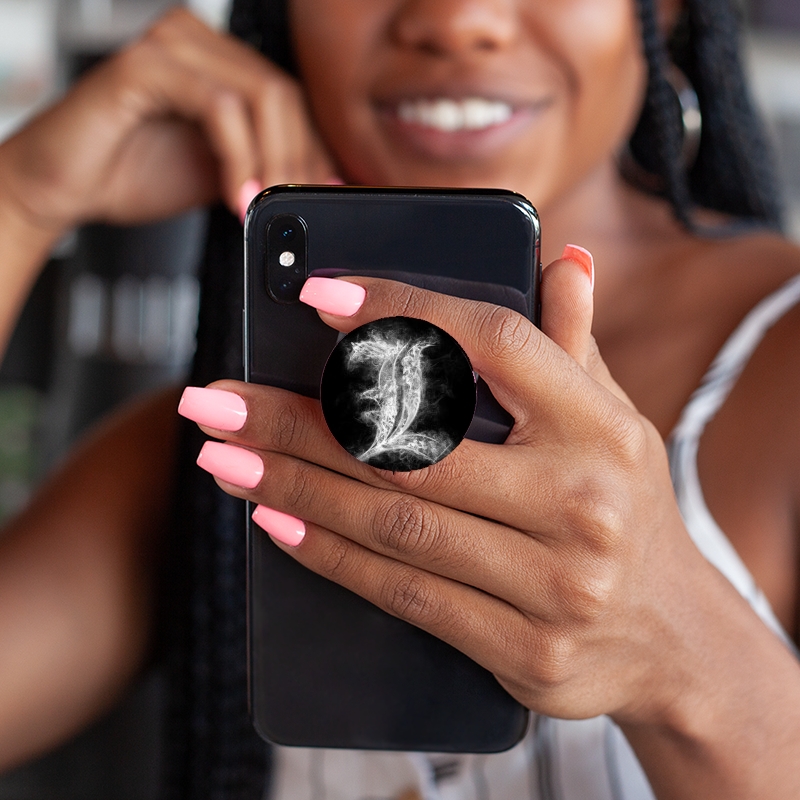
top-left (279, 251), bottom-right (295, 267)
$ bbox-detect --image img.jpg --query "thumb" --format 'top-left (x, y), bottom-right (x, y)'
top-left (541, 244), bottom-right (595, 367)
top-left (542, 245), bottom-right (635, 408)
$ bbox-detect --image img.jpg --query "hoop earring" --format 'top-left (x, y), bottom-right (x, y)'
top-left (619, 64), bottom-right (702, 193)
top-left (669, 65), bottom-right (702, 167)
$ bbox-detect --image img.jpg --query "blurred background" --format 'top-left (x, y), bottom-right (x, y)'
top-left (0, 0), bottom-right (797, 796)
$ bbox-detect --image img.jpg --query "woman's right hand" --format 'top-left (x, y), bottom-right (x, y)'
top-left (0, 7), bottom-right (337, 236)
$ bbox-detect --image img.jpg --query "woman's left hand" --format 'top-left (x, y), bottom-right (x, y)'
top-left (182, 260), bottom-right (727, 729)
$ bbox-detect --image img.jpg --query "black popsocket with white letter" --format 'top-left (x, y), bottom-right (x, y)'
top-left (321, 316), bottom-right (476, 471)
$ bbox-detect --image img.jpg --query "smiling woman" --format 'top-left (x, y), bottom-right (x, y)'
top-left (0, 0), bottom-right (798, 798)
top-left (171, 0), bottom-right (800, 797)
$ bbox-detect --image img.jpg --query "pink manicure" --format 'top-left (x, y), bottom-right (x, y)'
top-left (196, 441), bottom-right (263, 488)
top-left (179, 387), bottom-right (247, 431)
top-left (299, 277), bottom-right (366, 317)
top-left (252, 505), bottom-right (306, 547)
top-left (238, 178), bottom-right (262, 223)
top-left (561, 244), bottom-right (595, 293)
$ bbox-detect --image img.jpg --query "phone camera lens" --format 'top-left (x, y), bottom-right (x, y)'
top-left (267, 213), bottom-right (307, 303)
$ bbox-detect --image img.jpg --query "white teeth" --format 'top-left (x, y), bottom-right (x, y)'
top-left (397, 98), bottom-right (513, 132)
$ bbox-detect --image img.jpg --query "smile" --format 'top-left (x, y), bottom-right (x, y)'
top-left (396, 97), bottom-right (513, 132)
top-left (379, 93), bottom-right (547, 162)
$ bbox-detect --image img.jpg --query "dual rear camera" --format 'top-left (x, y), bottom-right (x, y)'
top-left (266, 214), bottom-right (307, 303)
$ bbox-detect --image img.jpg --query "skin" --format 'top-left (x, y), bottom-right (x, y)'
top-left (291, 0), bottom-right (647, 217)
top-left (0, 387), bottom-right (179, 768)
top-left (0, 1), bottom-right (798, 797)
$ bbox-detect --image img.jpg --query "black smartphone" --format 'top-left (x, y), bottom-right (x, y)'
top-left (244, 185), bottom-right (540, 753)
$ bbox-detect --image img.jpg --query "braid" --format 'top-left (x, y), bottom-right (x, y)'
top-left (229, 0), bottom-right (295, 74)
top-left (680, 0), bottom-right (783, 225)
top-left (632, 0), bottom-right (783, 229)
top-left (163, 209), bottom-right (270, 800)
top-left (630, 0), bottom-right (695, 227)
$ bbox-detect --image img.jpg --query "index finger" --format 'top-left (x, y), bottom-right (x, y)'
top-left (300, 275), bottom-right (604, 431)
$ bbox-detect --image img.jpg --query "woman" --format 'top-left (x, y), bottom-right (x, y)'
top-left (0, 0), bottom-right (798, 797)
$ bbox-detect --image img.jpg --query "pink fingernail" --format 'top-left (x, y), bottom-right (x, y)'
top-left (561, 244), bottom-right (595, 293)
top-left (299, 277), bottom-right (365, 317)
top-left (179, 387), bottom-right (247, 431)
top-left (196, 441), bottom-right (263, 488)
top-left (252, 505), bottom-right (306, 547)
top-left (238, 178), bottom-right (262, 223)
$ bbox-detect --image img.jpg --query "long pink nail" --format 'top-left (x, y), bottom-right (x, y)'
top-left (238, 179), bottom-right (262, 223)
top-left (252, 505), bottom-right (306, 547)
top-left (179, 387), bottom-right (247, 431)
top-left (197, 441), bottom-right (263, 488)
top-left (299, 277), bottom-right (365, 317)
top-left (561, 244), bottom-right (595, 293)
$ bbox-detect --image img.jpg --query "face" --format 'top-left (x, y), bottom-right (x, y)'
top-left (289, 0), bottom-right (650, 213)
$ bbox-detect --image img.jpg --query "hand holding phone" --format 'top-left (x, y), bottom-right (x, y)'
top-left (244, 186), bottom-right (540, 751)
top-left (199, 195), bottom-right (670, 759)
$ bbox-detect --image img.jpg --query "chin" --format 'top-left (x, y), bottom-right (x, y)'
top-left (342, 141), bottom-right (558, 207)
top-left (341, 150), bottom-right (543, 197)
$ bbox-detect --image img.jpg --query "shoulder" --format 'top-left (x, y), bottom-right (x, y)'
top-left (688, 226), bottom-right (800, 290)
top-left (679, 229), bottom-right (800, 352)
top-left (703, 230), bottom-right (800, 445)
top-left (715, 232), bottom-right (800, 390)
top-left (712, 228), bottom-right (800, 275)
top-left (694, 231), bottom-right (800, 631)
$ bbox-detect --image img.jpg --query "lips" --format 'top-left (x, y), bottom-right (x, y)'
top-left (371, 75), bottom-right (554, 162)
top-left (377, 92), bottom-right (549, 161)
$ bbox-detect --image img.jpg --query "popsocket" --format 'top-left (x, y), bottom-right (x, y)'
top-left (321, 316), bottom-right (476, 471)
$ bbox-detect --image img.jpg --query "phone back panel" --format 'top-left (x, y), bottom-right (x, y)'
top-left (245, 187), bottom-right (539, 752)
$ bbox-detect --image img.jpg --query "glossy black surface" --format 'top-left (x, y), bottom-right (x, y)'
top-left (244, 186), bottom-right (540, 752)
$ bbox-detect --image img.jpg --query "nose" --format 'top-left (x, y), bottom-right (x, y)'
top-left (390, 0), bottom-right (518, 57)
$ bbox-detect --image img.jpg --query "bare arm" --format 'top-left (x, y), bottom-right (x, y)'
top-left (0, 6), bottom-right (335, 359)
top-left (0, 387), bottom-right (180, 772)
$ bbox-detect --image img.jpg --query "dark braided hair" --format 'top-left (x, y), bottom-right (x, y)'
top-left (161, 2), bottom-right (783, 798)
top-left (631, 0), bottom-right (783, 229)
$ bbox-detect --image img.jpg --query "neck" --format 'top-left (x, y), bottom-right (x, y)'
top-left (537, 158), bottom-right (692, 326)
top-left (539, 159), bottom-right (685, 267)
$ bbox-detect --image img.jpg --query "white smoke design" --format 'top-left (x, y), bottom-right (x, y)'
top-left (345, 326), bottom-right (453, 466)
